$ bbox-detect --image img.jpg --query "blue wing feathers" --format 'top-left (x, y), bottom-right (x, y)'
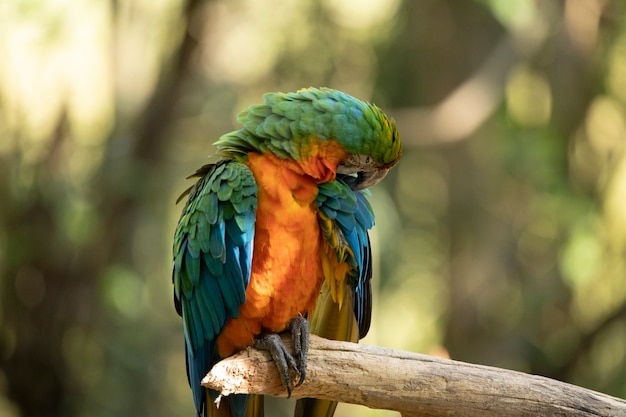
top-left (204, 251), bottom-right (223, 277)
top-left (323, 196), bottom-right (341, 210)
top-left (355, 192), bottom-right (375, 228)
top-left (225, 218), bottom-right (245, 247)
top-left (184, 301), bottom-right (203, 349)
top-left (240, 240), bottom-right (253, 289)
top-left (316, 179), bottom-right (375, 339)
top-left (217, 272), bottom-right (242, 318)
top-left (229, 246), bottom-right (249, 305)
top-left (335, 210), bottom-right (356, 231)
top-left (222, 242), bottom-right (245, 316)
top-left (208, 221), bottom-right (226, 260)
top-left (173, 161), bottom-right (257, 417)
top-left (195, 274), bottom-right (223, 338)
top-left (344, 229), bottom-right (361, 267)
top-left (186, 340), bottom-right (213, 414)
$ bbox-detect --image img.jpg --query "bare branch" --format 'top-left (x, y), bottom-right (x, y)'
top-left (203, 335), bottom-right (626, 417)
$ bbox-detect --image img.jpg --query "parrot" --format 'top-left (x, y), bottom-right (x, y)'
top-left (172, 87), bottom-right (401, 417)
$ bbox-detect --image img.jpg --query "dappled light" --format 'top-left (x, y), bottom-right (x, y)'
top-left (505, 65), bottom-right (552, 127)
top-left (2, 1), bottom-right (626, 416)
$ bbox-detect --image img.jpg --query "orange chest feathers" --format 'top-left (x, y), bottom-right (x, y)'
top-left (216, 152), bottom-right (336, 357)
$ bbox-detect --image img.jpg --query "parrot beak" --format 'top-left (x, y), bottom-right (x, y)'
top-left (336, 154), bottom-right (397, 190)
top-left (338, 168), bottom-right (390, 190)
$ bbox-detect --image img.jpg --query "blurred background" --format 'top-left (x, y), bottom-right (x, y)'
top-left (1, 0), bottom-right (626, 416)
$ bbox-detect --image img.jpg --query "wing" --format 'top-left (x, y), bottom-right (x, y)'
top-left (314, 179), bottom-right (375, 340)
top-left (173, 160), bottom-right (257, 416)
top-left (296, 180), bottom-right (374, 417)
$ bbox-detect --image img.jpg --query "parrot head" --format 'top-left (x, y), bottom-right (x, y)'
top-left (333, 101), bottom-right (401, 190)
top-left (215, 87), bottom-right (402, 189)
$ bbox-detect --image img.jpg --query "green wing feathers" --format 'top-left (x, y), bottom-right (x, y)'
top-left (173, 160), bottom-right (257, 416)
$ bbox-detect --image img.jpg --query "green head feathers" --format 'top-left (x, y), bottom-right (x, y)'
top-left (215, 87), bottom-right (402, 188)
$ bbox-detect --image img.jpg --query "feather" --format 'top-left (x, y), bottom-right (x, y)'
top-left (218, 181), bottom-right (233, 200)
top-left (225, 218), bottom-right (244, 247)
top-left (174, 87), bottom-right (401, 417)
top-left (214, 87), bottom-right (402, 169)
top-left (204, 251), bottom-right (223, 277)
top-left (209, 221), bottom-right (225, 261)
top-left (184, 254), bottom-right (200, 287)
top-left (198, 266), bottom-right (226, 335)
top-left (173, 160), bottom-right (257, 417)
top-left (186, 301), bottom-right (205, 349)
top-left (196, 221), bottom-right (212, 254)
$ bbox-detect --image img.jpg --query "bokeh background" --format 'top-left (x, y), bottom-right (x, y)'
top-left (1, 0), bottom-right (626, 416)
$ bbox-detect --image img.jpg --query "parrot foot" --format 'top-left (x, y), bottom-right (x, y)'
top-left (289, 314), bottom-right (309, 386)
top-left (253, 315), bottom-right (310, 398)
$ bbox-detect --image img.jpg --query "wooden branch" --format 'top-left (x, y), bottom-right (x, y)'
top-left (202, 335), bottom-right (626, 417)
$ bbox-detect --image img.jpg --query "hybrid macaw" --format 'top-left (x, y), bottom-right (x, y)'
top-left (173, 87), bottom-right (401, 417)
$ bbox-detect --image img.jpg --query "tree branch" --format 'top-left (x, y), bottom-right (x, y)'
top-left (203, 335), bottom-right (626, 417)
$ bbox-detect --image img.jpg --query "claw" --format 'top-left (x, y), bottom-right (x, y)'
top-left (289, 314), bottom-right (309, 387)
top-left (254, 333), bottom-right (298, 396)
top-left (253, 315), bottom-right (310, 397)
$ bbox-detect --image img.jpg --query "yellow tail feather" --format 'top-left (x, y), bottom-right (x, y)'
top-left (296, 283), bottom-right (359, 417)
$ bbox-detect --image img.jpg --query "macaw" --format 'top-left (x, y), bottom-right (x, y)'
top-left (173, 87), bottom-right (401, 417)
